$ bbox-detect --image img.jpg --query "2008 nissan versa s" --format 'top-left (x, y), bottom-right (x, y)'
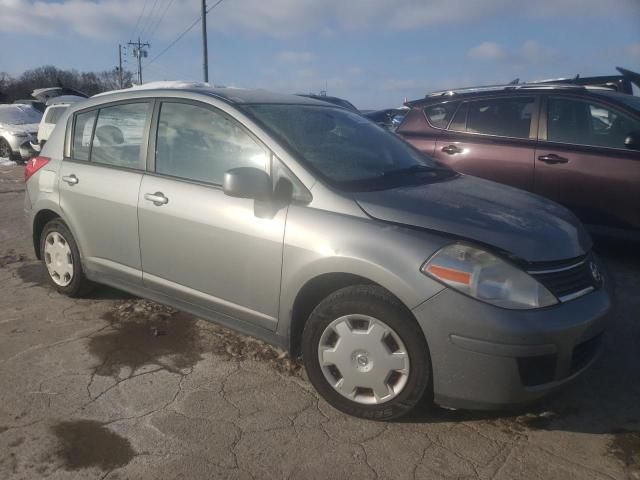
top-left (24, 86), bottom-right (610, 420)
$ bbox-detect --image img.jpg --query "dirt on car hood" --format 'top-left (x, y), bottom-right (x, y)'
top-left (353, 174), bottom-right (592, 263)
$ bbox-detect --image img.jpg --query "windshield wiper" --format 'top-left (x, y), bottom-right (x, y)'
top-left (381, 164), bottom-right (434, 177)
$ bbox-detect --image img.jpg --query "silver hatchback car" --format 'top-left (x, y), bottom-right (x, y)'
top-left (24, 87), bottom-right (610, 419)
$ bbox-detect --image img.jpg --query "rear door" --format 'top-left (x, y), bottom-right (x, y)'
top-left (535, 95), bottom-right (640, 232)
top-left (59, 101), bottom-right (151, 288)
top-left (137, 100), bottom-right (287, 331)
top-left (432, 96), bottom-right (539, 192)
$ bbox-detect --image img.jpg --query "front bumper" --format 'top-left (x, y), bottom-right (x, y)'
top-left (413, 285), bottom-right (611, 410)
top-left (6, 134), bottom-right (38, 160)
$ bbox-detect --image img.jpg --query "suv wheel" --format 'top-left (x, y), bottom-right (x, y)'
top-left (40, 219), bottom-right (94, 297)
top-left (302, 285), bottom-right (431, 420)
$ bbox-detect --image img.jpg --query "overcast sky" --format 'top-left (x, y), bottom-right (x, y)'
top-left (2, 0), bottom-right (640, 109)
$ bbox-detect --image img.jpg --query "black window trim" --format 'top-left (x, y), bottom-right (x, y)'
top-left (539, 93), bottom-right (640, 154)
top-left (68, 98), bottom-right (153, 173)
top-left (146, 98), bottom-right (272, 189)
top-left (445, 94), bottom-right (541, 141)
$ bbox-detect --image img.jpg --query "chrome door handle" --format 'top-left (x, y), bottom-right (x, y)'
top-left (441, 144), bottom-right (462, 155)
top-left (62, 174), bottom-right (79, 185)
top-left (538, 154), bottom-right (569, 165)
top-left (144, 192), bottom-right (169, 206)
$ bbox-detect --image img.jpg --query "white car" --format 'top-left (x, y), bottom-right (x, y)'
top-left (34, 95), bottom-right (86, 150)
top-left (0, 104), bottom-right (42, 163)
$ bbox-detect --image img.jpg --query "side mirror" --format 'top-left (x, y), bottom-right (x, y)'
top-left (624, 131), bottom-right (640, 151)
top-left (223, 167), bottom-right (271, 201)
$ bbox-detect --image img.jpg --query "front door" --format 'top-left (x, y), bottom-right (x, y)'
top-left (432, 96), bottom-right (539, 192)
top-left (59, 101), bottom-right (151, 287)
top-left (534, 95), bottom-right (640, 232)
top-left (138, 100), bottom-right (286, 331)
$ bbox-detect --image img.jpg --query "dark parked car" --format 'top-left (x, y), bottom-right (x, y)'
top-left (363, 108), bottom-right (408, 131)
top-left (398, 84), bottom-right (640, 239)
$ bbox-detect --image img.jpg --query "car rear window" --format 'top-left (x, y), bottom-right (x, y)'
top-left (450, 97), bottom-right (535, 139)
top-left (424, 102), bottom-right (458, 128)
top-left (91, 102), bottom-right (150, 169)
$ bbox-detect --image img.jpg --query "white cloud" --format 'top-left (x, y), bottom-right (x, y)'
top-left (467, 42), bottom-right (507, 61)
top-left (467, 40), bottom-right (562, 67)
top-left (1, 0), bottom-right (637, 40)
top-left (275, 51), bottom-right (315, 63)
top-left (520, 40), bottom-right (562, 65)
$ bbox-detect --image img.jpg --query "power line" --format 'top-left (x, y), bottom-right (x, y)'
top-left (130, 0), bottom-right (151, 41)
top-left (138, 0), bottom-right (162, 39)
top-left (146, 0), bottom-right (226, 67)
top-left (146, 0), bottom-right (177, 43)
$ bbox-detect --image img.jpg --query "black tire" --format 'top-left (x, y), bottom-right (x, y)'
top-left (302, 285), bottom-right (432, 420)
top-left (40, 219), bottom-right (94, 297)
top-left (0, 137), bottom-right (14, 161)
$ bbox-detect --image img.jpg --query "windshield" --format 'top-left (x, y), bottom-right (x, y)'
top-left (604, 92), bottom-right (640, 113)
top-left (0, 105), bottom-right (43, 125)
top-left (244, 104), bottom-right (448, 191)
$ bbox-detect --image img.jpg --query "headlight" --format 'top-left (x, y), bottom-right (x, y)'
top-left (421, 244), bottom-right (558, 310)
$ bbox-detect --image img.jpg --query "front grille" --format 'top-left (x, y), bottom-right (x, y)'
top-left (570, 333), bottom-right (603, 375)
top-left (528, 254), bottom-right (600, 302)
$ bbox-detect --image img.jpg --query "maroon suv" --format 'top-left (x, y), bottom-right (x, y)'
top-left (397, 85), bottom-right (640, 239)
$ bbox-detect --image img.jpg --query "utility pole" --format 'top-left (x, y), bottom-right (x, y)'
top-left (118, 44), bottom-right (124, 88)
top-left (201, 0), bottom-right (209, 83)
top-left (128, 38), bottom-right (150, 85)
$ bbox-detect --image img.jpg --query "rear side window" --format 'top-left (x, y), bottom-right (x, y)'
top-left (72, 110), bottom-right (97, 161)
top-left (547, 96), bottom-right (640, 149)
top-left (463, 97), bottom-right (535, 139)
top-left (45, 106), bottom-right (67, 124)
top-left (91, 103), bottom-right (150, 169)
top-left (155, 102), bottom-right (268, 185)
top-left (424, 102), bottom-right (458, 128)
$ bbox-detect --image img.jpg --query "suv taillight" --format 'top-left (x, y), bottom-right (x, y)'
top-left (24, 156), bottom-right (50, 182)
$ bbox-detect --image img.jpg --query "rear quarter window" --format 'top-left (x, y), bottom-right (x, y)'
top-left (424, 102), bottom-right (458, 128)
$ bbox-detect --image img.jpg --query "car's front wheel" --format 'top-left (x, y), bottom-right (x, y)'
top-left (40, 219), bottom-right (94, 297)
top-left (302, 285), bottom-right (431, 420)
top-left (0, 138), bottom-right (14, 161)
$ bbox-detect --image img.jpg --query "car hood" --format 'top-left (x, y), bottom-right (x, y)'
top-left (353, 174), bottom-right (591, 263)
top-left (0, 123), bottom-right (39, 134)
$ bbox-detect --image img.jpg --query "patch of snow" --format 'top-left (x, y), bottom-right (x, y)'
top-left (0, 157), bottom-right (17, 166)
top-left (93, 81), bottom-right (246, 98)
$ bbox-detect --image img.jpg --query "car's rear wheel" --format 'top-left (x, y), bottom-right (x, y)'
top-left (40, 219), bottom-right (94, 297)
top-left (302, 285), bottom-right (431, 420)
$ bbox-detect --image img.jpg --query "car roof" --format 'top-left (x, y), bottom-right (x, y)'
top-left (92, 84), bottom-right (334, 107)
top-left (407, 84), bottom-right (636, 107)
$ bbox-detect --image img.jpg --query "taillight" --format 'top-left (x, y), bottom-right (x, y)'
top-left (24, 156), bottom-right (50, 182)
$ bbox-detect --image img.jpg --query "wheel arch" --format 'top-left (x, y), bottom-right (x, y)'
top-left (287, 272), bottom-right (419, 358)
top-left (32, 209), bottom-right (61, 259)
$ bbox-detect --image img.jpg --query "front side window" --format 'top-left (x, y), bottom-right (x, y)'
top-left (463, 97), bottom-right (535, 139)
top-left (72, 110), bottom-right (97, 161)
top-left (424, 102), bottom-right (458, 129)
top-left (547, 96), bottom-right (640, 149)
top-left (155, 102), bottom-right (268, 185)
top-left (91, 102), bottom-right (149, 169)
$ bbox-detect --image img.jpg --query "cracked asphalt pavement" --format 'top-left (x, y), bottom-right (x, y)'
top-left (1, 163), bottom-right (639, 479)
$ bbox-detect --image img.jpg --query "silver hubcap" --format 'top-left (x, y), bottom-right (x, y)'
top-left (44, 232), bottom-right (74, 286)
top-left (318, 314), bottom-right (410, 405)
